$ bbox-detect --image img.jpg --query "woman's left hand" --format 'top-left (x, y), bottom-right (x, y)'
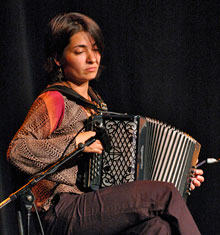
top-left (190, 168), bottom-right (204, 191)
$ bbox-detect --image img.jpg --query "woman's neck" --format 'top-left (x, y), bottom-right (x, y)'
top-left (55, 81), bottom-right (90, 100)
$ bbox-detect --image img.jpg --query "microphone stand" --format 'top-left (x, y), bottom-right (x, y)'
top-left (0, 137), bottom-right (96, 235)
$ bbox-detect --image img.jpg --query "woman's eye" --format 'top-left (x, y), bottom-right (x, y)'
top-left (74, 50), bottom-right (84, 54)
top-left (93, 48), bottom-right (100, 54)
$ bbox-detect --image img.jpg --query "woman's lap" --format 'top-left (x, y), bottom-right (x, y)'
top-left (41, 180), bottom-right (200, 235)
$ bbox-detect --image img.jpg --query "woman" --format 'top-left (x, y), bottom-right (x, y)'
top-left (7, 12), bottom-right (204, 234)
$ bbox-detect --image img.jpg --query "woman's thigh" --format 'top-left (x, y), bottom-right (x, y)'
top-left (44, 180), bottom-right (199, 235)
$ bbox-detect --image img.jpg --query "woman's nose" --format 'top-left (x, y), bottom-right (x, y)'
top-left (87, 50), bottom-right (97, 63)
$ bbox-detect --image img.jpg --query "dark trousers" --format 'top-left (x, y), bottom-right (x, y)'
top-left (41, 180), bottom-right (201, 235)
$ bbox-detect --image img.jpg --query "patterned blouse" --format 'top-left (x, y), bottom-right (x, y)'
top-left (7, 90), bottom-right (89, 211)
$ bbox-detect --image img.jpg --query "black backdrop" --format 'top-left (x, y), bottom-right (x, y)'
top-left (0, 1), bottom-right (220, 234)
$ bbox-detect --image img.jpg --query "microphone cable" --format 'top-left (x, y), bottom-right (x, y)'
top-left (196, 158), bottom-right (220, 168)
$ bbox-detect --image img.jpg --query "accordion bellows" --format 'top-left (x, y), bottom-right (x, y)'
top-left (80, 114), bottom-right (200, 198)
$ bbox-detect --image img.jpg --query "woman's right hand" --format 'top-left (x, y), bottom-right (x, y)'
top-left (75, 131), bottom-right (103, 154)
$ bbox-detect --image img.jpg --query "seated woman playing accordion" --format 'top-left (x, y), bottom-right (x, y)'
top-left (7, 12), bottom-right (204, 235)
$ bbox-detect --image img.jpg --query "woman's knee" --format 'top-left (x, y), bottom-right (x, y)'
top-left (121, 217), bottom-right (172, 235)
top-left (136, 180), bottom-right (183, 206)
top-left (160, 181), bottom-right (179, 194)
top-left (135, 180), bottom-right (179, 194)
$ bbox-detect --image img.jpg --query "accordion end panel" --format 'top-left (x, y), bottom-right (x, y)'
top-left (183, 141), bottom-right (201, 199)
top-left (192, 142), bottom-right (201, 166)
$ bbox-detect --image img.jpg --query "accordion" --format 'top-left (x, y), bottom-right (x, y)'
top-left (79, 113), bottom-right (201, 198)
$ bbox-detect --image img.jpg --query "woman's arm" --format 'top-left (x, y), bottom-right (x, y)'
top-left (7, 91), bottom-right (74, 175)
top-left (7, 91), bottom-right (103, 177)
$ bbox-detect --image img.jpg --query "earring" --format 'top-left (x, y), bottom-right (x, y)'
top-left (56, 67), bottom-right (64, 82)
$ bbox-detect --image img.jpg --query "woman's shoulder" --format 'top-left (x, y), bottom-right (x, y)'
top-left (39, 90), bottom-right (65, 105)
top-left (38, 91), bottom-right (65, 132)
top-left (38, 89), bottom-right (80, 109)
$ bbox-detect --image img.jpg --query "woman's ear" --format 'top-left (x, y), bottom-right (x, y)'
top-left (54, 58), bottom-right (61, 67)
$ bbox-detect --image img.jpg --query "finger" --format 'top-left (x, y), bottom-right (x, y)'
top-left (194, 169), bottom-right (204, 176)
top-left (84, 141), bottom-right (103, 154)
top-left (192, 178), bottom-right (201, 187)
top-left (190, 182), bottom-right (195, 191)
top-left (196, 175), bottom-right (205, 183)
top-left (87, 131), bottom-right (96, 137)
top-left (89, 140), bottom-right (103, 150)
top-left (76, 131), bottom-right (96, 145)
top-left (95, 140), bottom-right (102, 145)
top-left (95, 148), bottom-right (103, 154)
top-left (86, 147), bottom-right (103, 154)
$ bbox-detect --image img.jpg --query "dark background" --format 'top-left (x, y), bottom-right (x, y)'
top-left (0, 1), bottom-right (220, 234)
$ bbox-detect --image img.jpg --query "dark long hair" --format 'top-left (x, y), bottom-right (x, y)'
top-left (44, 12), bottom-right (104, 84)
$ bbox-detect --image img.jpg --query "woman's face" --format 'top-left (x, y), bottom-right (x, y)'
top-left (58, 31), bottom-right (101, 85)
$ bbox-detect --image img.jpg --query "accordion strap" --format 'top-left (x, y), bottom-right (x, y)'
top-left (41, 85), bottom-right (108, 112)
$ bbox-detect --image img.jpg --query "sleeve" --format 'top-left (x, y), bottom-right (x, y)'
top-left (7, 91), bottom-right (77, 177)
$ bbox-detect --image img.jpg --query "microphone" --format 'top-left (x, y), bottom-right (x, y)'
top-left (93, 126), bottom-right (111, 153)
